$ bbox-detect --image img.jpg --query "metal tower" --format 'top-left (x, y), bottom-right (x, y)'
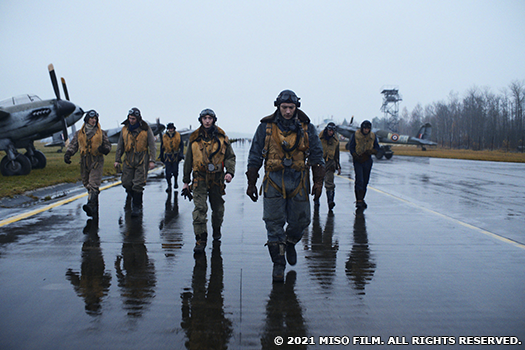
top-left (380, 86), bottom-right (402, 132)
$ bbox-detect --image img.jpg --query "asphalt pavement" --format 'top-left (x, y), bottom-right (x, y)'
top-left (1, 142), bottom-right (524, 350)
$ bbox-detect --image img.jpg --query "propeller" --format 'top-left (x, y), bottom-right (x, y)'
top-left (48, 64), bottom-right (75, 142)
top-left (61, 77), bottom-right (70, 101)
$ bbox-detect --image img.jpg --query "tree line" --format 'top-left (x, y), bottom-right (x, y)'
top-left (372, 80), bottom-right (525, 152)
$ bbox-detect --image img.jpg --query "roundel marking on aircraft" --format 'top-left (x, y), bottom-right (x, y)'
top-left (391, 133), bottom-right (399, 141)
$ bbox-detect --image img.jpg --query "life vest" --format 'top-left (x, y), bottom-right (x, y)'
top-left (190, 126), bottom-right (229, 173)
top-left (260, 112), bottom-right (311, 198)
top-left (78, 123), bottom-right (103, 157)
top-left (122, 125), bottom-right (149, 153)
top-left (319, 129), bottom-right (339, 162)
top-left (263, 123), bottom-right (309, 172)
top-left (354, 129), bottom-right (376, 155)
top-left (162, 132), bottom-right (181, 153)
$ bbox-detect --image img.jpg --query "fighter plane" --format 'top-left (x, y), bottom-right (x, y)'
top-left (0, 64), bottom-right (83, 176)
top-left (336, 122), bottom-right (436, 159)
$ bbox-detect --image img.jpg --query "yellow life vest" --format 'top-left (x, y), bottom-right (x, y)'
top-left (78, 123), bottom-right (103, 157)
top-left (319, 130), bottom-right (339, 162)
top-left (162, 132), bottom-right (181, 153)
top-left (354, 129), bottom-right (376, 155)
top-left (263, 123), bottom-right (309, 172)
top-left (122, 125), bottom-right (148, 153)
top-left (190, 127), bottom-right (229, 173)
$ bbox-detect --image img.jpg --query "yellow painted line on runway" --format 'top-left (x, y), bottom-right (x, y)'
top-left (0, 180), bottom-right (122, 228)
top-left (337, 174), bottom-right (525, 250)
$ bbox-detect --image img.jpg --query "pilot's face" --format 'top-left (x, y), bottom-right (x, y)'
top-left (128, 115), bottom-right (138, 125)
top-left (362, 127), bottom-right (371, 135)
top-left (327, 129), bottom-right (334, 137)
top-left (88, 116), bottom-right (97, 126)
top-left (201, 115), bottom-right (214, 129)
top-left (279, 103), bottom-right (296, 120)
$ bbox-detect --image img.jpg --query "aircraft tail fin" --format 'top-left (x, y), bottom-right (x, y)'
top-left (416, 123), bottom-right (432, 140)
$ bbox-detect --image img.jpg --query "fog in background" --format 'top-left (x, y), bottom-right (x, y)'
top-left (1, 0), bottom-right (524, 136)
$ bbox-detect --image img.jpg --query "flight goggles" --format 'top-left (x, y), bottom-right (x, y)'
top-left (199, 109), bottom-right (216, 118)
top-left (279, 92), bottom-right (299, 104)
top-left (326, 124), bottom-right (336, 131)
top-left (87, 110), bottom-right (99, 118)
top-left (128, 108), bottom-right (141, 117)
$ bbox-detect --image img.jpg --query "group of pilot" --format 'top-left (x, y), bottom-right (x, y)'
top-left (64, 90), bottom-right (380, 283)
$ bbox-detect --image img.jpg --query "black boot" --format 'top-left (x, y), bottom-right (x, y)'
top-left (285, 240), bottom-right (297, 266)
top-left (355, 190), bottom-right (367, 210)
top-left (327, 190), bottom-right (335, 211)
top-left (131, 191), bottom-right (143, 217)
top-left (125, 189), bottom-right (132, 210)
top-left (267, 242), bottom-right (286, 283)
top-left (173, 175), bottom-right (179, 189)
top-left (193, 232), bottom-right (208, 254)
top-left (83, 191), bottom-right (98, 217)
top-left (166, 178), bottom-right (172, 193)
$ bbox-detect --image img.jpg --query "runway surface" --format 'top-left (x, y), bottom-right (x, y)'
top-left (1, 142), bottom-right (524, 349)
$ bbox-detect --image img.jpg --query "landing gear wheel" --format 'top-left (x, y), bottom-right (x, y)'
top-left (25, 150), bottom-right (47, 169)
top-left (1, 154), bottom-right (32, 176)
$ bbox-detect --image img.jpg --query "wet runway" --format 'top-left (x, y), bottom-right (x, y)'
top-left (1, 143), bottom-right (524, 349)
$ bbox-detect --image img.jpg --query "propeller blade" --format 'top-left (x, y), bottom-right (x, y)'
top-left (61, 117), bottom-right (68, 142)
top-left (48, 64), bottom-right (61, 100)
top-left (61, 77), bottom-right (70, 101)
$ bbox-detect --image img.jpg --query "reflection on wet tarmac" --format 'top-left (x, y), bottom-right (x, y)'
top-left (181, 244), bottom-right (232, 349)
top-left (115, 212), bottom-right (156, 317)
top-left (346, 211), bottom-right (376, 294)
top-left (65, 218), bottom-right (111, 316)
top-left (1, 145), bottom-right (524, 349)
top-left (261, 271), bottom-right (307, 350)
top-left (303, 208), bottom-right (339, 291)
top-left (159, 192), bottom-right (183, 258)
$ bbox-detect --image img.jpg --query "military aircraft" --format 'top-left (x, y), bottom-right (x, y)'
top-left (44, 124), bottom-right (77, 152)
top-left (336, 122), bottom-right (436, 159)
top-left (0, 64), bottom-right (83, 176)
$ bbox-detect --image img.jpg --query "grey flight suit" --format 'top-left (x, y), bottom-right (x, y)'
top-left (247, 111), bottom-right (324, 245)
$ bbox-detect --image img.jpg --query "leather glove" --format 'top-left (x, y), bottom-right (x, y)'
top-left (64, 151), bottom-right (72, 164)
top-left (311, 164), bottom-right (325, 202)
top-left (98, 144), bottom-right (110, 155)
top-left (245, 167), bottom-right (259, 202)
top-left (181, 187), bottom-right (193, 201)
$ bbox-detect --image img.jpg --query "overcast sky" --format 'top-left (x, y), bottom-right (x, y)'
top-left (1, 0), bottom-right (524, 135)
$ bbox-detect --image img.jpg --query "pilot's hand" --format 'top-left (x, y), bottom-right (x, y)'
top-left (181, 184), bottom-right (193, 201)
top-left (225, 173), bottom-right (233, 183)
top-left (246, 184), bottom-right (258, 202)
top-left (149, 161), bottom-right (155, 170)
top-left (64, 151), bottom-right (72, 164)
top-left (245, 167), bottom-right (259, 202)
top-left (98, 145), bottom-right (110, 155)
top-left (337, 168), bottom-right (341, 175)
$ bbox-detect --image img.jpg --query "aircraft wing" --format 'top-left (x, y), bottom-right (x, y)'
top-left (0, 109), bottom-right (9, 120)
top-left (335, 125), bottom-right (357, 139)
top-left (106, 127), bottom-right (121, 144)
top-left (178, 128), bottom-right (193, 143)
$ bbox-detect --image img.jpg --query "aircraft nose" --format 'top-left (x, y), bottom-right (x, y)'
top-left (56, 99), bottom-right (76, 118)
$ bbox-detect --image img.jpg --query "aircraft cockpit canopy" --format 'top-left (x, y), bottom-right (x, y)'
top-left (0, 94), bottom-right (42, 107)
